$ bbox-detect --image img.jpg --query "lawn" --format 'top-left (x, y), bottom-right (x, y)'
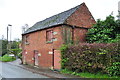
top-left (61, 69), bottom-right (119, 78)
top-left (0, 54), bottom-right (16, 62)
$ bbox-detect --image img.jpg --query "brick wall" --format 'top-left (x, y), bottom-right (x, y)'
top-left (66, 3), bottom-right (96, 28)
top-left (22, 26), bottom-right (63, 68)
top-left (73, 28), bottom-right (88, 43)
top-left (22, 26), bottom-right (93, 68)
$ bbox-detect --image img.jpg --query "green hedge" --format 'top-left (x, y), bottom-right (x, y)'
top-left (60, 42), bottom-right (120, 76)
top-left (0, 54), bottom-right (16, 62)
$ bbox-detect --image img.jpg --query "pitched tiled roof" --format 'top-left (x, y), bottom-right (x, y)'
top-left (23, 4), bottom-right (81, 34)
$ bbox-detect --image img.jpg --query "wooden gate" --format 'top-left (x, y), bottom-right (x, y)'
top-left (53, 50), bottom-right (61, 70)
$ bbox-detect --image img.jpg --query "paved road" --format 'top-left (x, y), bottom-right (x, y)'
top-left (0, 62), bottom-right (49, 78)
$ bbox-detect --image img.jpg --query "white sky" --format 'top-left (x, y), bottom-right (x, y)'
top-left (0, 0), bottom-right (119, 40)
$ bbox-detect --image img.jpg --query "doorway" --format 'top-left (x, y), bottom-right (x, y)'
top-left (53, 50), bottom-right (61, 70)
top-left (34, 50), bottom-right (39, 66)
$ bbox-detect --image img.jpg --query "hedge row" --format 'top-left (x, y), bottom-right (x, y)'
top-left (60, 42), bottom-right (120, 76)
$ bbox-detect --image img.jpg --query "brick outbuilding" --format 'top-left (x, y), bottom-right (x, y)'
top-left (22, 2), bottom-right (96, 69)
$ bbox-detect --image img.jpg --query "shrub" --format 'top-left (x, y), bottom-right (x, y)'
top-left (0, 54), bottom-right (16, 62)
top-left (10, 48), bottom-right (22, 57)
top-left (60, 43), bottom-right (120, 76)
top-left (60, 44), bottom-right (69, 69)
top-left (107, 62), bottom-right (120, 76)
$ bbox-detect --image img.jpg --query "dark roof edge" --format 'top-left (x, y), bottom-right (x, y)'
top-left (22, 24), bottom-right (63, 35)
top-left (22, 23), bottom-right (90, 35)
top-left (64, 24), bottom-right (90, 29)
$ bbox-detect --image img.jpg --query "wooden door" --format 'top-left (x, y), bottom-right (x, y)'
top-left (53, 50), bottom-right (61, 70)
top-left (23, 50), bottom-right (26, 64)
top-left (34, 50), bottom-right (39, 66)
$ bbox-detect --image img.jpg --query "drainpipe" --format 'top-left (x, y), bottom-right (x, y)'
top-left (72, 26), bottom-right (75, 43)
top-left (52, 49), bottom-right (54, 69)
top-left (52, 29), bottom-right (54, 69)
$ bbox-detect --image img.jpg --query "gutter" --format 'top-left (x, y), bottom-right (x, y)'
top-left (22, 23), bottom-right (90, 36)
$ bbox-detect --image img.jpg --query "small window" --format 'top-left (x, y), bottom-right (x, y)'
top-left (25, 35), bottom-right (29, 45)
top-left (46, 30), bottom-right (53, 43)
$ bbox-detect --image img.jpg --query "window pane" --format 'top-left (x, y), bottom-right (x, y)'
top-left (46, 30), bottom-right (53, 42)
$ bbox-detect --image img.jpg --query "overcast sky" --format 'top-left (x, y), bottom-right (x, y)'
top-left (0, 0), bottom-right (119, 40)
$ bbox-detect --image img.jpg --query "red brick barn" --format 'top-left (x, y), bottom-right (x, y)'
top-left (22, 3), bottom-right (96, 69)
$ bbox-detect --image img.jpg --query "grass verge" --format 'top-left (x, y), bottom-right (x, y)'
top-left (61, 69), bottom-right (119, 78)
top-left (0, 54), bottom-right (16, 62)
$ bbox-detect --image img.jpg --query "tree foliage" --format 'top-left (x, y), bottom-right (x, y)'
top-left (87, 15), bottom-right (120, 43)
top-left (1, 40), bottom-right (7, 56)
top-left (1, 38), bottom-right (21, 56)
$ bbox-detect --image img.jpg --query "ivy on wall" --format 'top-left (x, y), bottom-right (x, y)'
top-left (61, 26), bottom-right (72, 44)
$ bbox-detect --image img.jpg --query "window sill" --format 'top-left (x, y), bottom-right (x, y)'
top-left (46, 41), bottom-right (53, 44)
top-left (25, 42), bottom-right (30, 45)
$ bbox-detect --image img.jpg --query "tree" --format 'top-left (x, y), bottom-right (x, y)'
top-left (1, 38), bottom-right (22, 56)
top-left (10, 39), bottom-right (21, 57)
top-left (87, 15), bottom-right (120, 43)
top-left (2, 39), bottom-right (7, 56)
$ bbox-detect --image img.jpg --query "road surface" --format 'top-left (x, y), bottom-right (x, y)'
top-left (0, 62), bottom-right (49, 79)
